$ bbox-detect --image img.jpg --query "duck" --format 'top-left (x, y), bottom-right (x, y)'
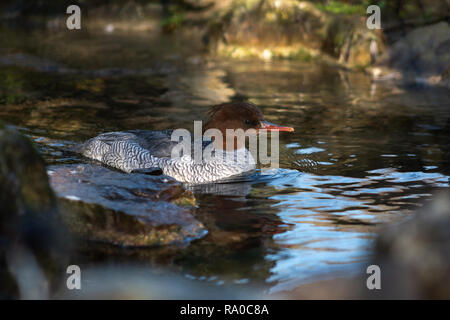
top-left (75, 102), bottom-right (294, 183)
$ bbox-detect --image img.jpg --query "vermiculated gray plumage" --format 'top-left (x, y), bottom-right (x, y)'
top-left (75, 130), bottom-right (256, 184)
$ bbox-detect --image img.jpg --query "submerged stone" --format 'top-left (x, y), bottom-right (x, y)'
top-left (48, 164), bottom-right (206, 247)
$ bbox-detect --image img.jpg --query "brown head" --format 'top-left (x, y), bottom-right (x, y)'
top-left (202, 102), bottom-right (294, 150)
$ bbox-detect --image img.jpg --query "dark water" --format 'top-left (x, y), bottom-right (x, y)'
top-left (1, 47), bottom-right (449, 293)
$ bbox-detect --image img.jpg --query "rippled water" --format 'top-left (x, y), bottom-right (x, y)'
top-left (1, 50), bottom-right (449, 293)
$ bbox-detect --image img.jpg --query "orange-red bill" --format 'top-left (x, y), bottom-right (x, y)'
top-left (260, 121), bottom-right (294, 132)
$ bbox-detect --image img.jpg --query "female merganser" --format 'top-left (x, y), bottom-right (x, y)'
top-left (76, 102), bottom-right (294, 183)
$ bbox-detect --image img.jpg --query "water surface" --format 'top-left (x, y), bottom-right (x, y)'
top-left (1, 37), bottom-right (449, 293)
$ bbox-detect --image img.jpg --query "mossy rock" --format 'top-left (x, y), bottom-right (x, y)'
top-left (48, 164), bottom-right (206, 247)
top-left (203, 0), bottom-right (383, 67)
top-left (0, 127), bottom-right (67, 299)
top-left (0, 127), bottom-right (56, 218)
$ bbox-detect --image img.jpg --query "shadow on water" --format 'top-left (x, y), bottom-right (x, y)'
top-left (1, 26), bottom-right (450, 293)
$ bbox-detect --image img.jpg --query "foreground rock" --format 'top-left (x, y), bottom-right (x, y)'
top-left (0, 126), bottom-right (67, 299)
top-left (0, 127), bottom-right (57, 218)
top-left (373, 191), bottom-right (450, 299)
top-left (48, 164), bottom-right (206, 247)
top-left (0, 127), bottom-right (207, 298)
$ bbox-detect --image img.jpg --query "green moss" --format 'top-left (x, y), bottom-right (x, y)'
top-left (161, 12), bottom-right (185, 32)
top-left (315, 1), bottom-right (365, 15)
top-left (75, 78), bottom-right (106, 94)
top-left (171, 194), bottom-right (197, 208)
top-left (0, 68), bottom-right (28, 104)
top-left (217, 44), bottom-right (319, 62)
top-left (0, 66), bottom-right (80, 104)
top-left (285, 48), bottom-right (314, 61)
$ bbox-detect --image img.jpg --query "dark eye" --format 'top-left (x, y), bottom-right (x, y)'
top-left (244, 119), bottom-right (251, 125)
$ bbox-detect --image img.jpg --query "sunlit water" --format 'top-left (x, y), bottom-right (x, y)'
top-left (1, 53), bottom-right (449, 293)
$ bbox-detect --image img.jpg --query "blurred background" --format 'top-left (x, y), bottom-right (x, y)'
top-left (0, 0), bottom-right (449, 299)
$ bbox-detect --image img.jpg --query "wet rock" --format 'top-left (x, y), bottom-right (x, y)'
top-left (0, 127), bottom-right (55, 219)
top-left (371, 22), bottom-right (450, 88)
top-left (48, 164), bottom-right (206, 247)
top-left (0, 126), bottom-right (67, 299)
top-left (372, 191), bottom-right (450, 299)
